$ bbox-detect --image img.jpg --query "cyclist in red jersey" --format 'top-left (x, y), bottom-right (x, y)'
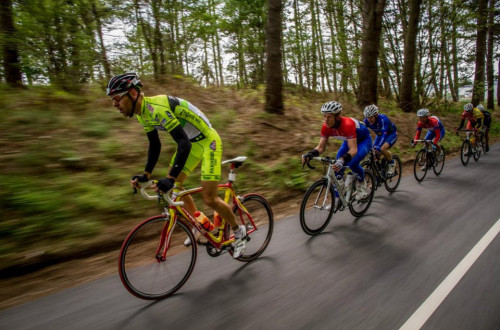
top-left (302, 101), bottom-right (372, 195)
top-left (412, 108), bottom-right (445, 168)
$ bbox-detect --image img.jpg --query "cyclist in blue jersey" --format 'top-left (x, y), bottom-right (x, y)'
top-left (363, 105), bottom-right (398, 175)
top-left (302, 101), bottom-right (373, 196)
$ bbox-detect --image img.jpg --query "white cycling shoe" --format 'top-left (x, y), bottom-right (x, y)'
top-left (232, 225), bottom-right (247, 259)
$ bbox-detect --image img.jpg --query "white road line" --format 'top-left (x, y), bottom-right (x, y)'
top-left (400, 218), bottom-right (500, 330)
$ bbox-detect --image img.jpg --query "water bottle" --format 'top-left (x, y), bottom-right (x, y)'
top-left (194, 211), bottom-right (215, 232)
top-left (336, 174), bottom-right (344, 188)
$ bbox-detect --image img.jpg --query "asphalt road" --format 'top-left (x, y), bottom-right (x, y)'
top-left (1, 144), bottom-right (499, 330)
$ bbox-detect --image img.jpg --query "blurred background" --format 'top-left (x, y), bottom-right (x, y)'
top-left (0, 0), bottom-right (499, 309)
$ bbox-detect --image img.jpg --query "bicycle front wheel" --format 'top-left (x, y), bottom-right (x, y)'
top-left (384, 155), bottom-right (402, 192)
top-left (361, 160), bottom-right (380, 190)
top-left (414, 149), bottom-right (428, 182)
top-left (119, 216), bottom-right (197, 300)
top-left (460, 140), bottom-right (471, 166)
top-left (349, 170), bottom-right (375, 217)
top-left (300, 179), bottom-right (335, 235)
top-left (232, 194), bottom-right (274, 262)
top-left (433, 146), bottom-right (445, 175)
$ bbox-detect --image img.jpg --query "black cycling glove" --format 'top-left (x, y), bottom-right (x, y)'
top-left (303, 149), bottom-right (319, 162)
top-left (156, 177), bottom-right (176, 193)
top-left (131, 173), bottom-right (150, 182)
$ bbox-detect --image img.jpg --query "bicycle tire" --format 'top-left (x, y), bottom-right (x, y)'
top-left (473, 140), bottom-right (481, 161)
top-left (299, 179), bottom-right (335, 235)
top-left (361, 160), bottom-right (380, 190)
top-left (384, 155), bottom-right (402, 192)
top-left (349, 170), bottom-right (375, 217)
top-left (480, 133), bottom-right (487, 154)
top-left (433, 146), bottom-right (445, 175)
top-left (231, 194), bottom-right (274, 262)
top-left (118, 215), bottom-right (197, 300)
top-left (414, 149), bottom-right (428, 182)
top-left (460, 139), bottom-right (471, 166)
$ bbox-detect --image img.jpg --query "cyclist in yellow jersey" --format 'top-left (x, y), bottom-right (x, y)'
top-left (106, 73), bottom-right (247, 258)
top-left (455, 103), bottom-right (484, 133)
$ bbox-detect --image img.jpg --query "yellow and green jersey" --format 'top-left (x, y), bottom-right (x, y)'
top-left (137, 95), bottom-right (212, 142)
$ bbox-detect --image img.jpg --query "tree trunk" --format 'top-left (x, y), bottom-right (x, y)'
top-left (485, 0), bottom-right (495, 109)
top-left (91, 1), bottom-right (111, 80)
top-left (325, 0), bottom-right (338, 93)
top-left (0, 0), bottom-right (23, 87)
top-left (399, 0), bottom-right (423, 112)
top-left (471, 0), bottom-right (488, 106)
top-left (332, 0), bottom-right (350, 93)
top-left (293, 0), bottom-right (304, 90)
top-left (265, 0), bottom-right (284, 114)
top-left (357, 0), bottom-right (387, 107)
top-left (309, 0), bottom-right (318, 91)
top-left (497, 59), bottom-right (500, 106)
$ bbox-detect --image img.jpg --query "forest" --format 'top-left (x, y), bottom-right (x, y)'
top-left (1, 0), bottom-right (499, 110)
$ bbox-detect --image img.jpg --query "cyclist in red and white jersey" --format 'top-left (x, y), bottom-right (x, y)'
top-left (302, 101), bottom-right (373, 195)
top-left (412, 109), bottom-right (445, 168)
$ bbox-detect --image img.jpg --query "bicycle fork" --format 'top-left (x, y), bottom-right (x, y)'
top-left (155, 209), bottom-right (176, 262)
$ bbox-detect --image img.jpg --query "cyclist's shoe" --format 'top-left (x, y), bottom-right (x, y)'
top-left (184, 229), bottom-right (204, 246)
top-left (437, 150), bottom-right (444, 162)
top-left (232, 225), bottom-right (247, 259)
top-left (420, 164), bottom-right (427, 171)
top-left (387, 160), bottom-right (396, 175)
top-left (355, 179), bottom-right (368, 200)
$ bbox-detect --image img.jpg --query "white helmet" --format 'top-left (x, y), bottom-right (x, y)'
top-left (416, 108), bottom-right (430, 117)
top-left (363, 105), bottom-right (379, 118)
top-left (321, 101), bottom-right (342, 114)
top-left (477, 104), bottom-right (484, 111)
top-left (463, 103), bottom-right (473, 112)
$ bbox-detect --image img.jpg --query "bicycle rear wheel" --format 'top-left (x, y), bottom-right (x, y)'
top-left (413, 149), bottom-right (428, 182)
top-left (349, 170), bottom-right (375, 217)
top-left (299, 179), bottom-right (335, 235)
top-left (473, 141), bottom-right (481, 161)
top-left (460, 140), bottom-right (471, 166)
top-left (384, 155), bottom-right (402, 192)
top-left (119, 216), bottom-right (197, 300)
top-left (480, 133), bottom-right (487, 154)
top-left (433, 146), bottom-right (445, 175)
top-left (232, 194), bottom-right (273, 262)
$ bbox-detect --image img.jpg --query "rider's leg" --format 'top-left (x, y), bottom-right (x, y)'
top-left (380, 143), bottom-right (392, 162)
top-left (173, 172), bottom-right (197, 216)
top-left (201, 181), bottom-right (238, 229)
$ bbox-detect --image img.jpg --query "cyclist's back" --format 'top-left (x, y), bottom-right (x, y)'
top-left (137, 95), bottom-right (213, 141)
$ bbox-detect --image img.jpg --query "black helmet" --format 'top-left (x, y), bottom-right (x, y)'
top-left (106, 73), bottom-right (142, 96)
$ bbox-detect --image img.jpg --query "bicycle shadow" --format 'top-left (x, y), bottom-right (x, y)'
top-left (111, 291), bottom-right (188, 330)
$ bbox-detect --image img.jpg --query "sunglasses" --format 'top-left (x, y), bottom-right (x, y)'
top-left (110, 91), bottom-right (128, 102)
